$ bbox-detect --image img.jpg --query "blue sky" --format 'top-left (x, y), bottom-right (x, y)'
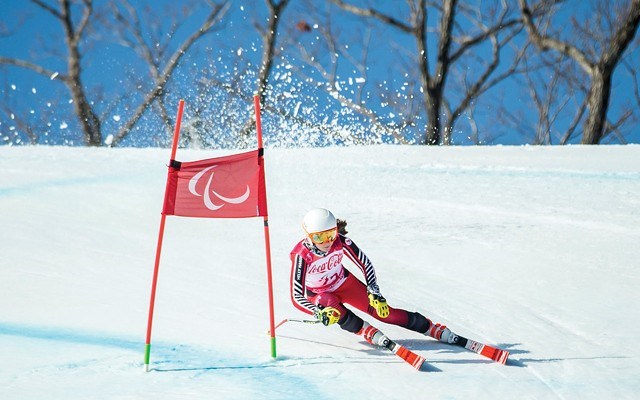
top-left (1, 0), bottom-right (638, 146)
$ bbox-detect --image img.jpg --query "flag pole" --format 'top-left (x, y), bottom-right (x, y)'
top-left (144, 99), bottom-right (185, 372)
top-left (254, 95), bottom-right (277, 359)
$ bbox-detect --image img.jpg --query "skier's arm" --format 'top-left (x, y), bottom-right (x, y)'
top-left (342, 235), bottom-right (390, 318)
top-left (341, 235), bottom-right (378, 288)
top-left (290, 253), bottom-right (317, 315)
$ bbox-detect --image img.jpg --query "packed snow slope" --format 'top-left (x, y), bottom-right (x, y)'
top-left (1, 145), bottom-right (639, 399)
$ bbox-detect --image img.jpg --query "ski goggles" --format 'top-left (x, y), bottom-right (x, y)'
top-left (308, 227), bottom-right (338, 245)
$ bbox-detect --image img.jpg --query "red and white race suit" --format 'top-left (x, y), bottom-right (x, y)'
top-left (289, 234), bottom-right (415, 328)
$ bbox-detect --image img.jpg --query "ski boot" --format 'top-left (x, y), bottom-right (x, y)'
top-left (358, 321), bottom-right (390, 348)
top-left (426, 322), bottom-right (459, 344)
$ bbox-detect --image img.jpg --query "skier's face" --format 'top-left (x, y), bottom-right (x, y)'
top-left (315, 240), bottom-right (334, 253)
top-left (308, 227), bottom-right (337, 253)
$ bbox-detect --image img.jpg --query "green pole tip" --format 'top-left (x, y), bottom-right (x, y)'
top-left (144, 344), bottom-right (151, 364)
top-left (270, 337), bottom-right (277, 359)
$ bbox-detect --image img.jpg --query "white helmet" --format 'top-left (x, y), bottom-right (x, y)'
top-left (302, 208), bottom-right (337, 234)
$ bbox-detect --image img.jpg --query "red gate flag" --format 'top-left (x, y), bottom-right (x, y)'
top-left (162, 149), bottom-right (267, 218)
top-left (145, 98), bottom-right (277, 373)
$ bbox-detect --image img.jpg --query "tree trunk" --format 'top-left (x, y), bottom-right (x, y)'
top-left (67, 48), bottom-right (102, 146)
top-left (581, 69), bottom-right (611, 144)
top-left (60, 0), bottom-right (102, 146)
top-left (415, 3), bottom-right (442, 146)
top-left (424, 93), bottom-right (442, 145)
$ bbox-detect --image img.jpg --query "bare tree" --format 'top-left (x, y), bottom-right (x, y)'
top-left (301, 0), bottom-right (528, 145)
top-left (0, 0), bottom-right (103, 146)
top-left (512, 49), bottom-right (581, 144)
top-left (520, 0), bottom-right (640, 144)
top-left (235, 0), bottom-right (290, 146)
top-left (285, 1), bottom-right (410, 144)
top-left (192, 0), bottom-right (361, 148)
top-left (256, 0), bottom-right (291, 101)
top-left (0, 0), bottom-right (230, 147)
top-left (3, 1), bottom-right (638, 147)
top-left (103, 1), bottom-right (230, 147)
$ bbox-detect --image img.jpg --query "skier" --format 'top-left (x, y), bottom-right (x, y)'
top-left (289, 207), bottom-right (460, 349)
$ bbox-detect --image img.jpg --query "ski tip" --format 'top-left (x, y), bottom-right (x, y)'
top-left (494, 350), bottom-right (510, 365)
top-left (387, 341), bottom-right (426, 371)
top-left (414, 355), bottom-right (426, 371)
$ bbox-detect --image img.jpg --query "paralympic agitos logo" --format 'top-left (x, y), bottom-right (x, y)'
top-left (188, 165), bottom-right (250, 211)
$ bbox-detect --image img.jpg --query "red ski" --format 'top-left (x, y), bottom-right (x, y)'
top-left (268, 318), bottom-right (426, 369)
top-left (454, 336), bottom-right (510, 364)
top-left (384, 339), bottom-right (426, 370)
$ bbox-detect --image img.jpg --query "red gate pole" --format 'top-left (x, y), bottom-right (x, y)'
top-left (254, 95), bottom-right (277, 358)
top-left (144, 99), bottom-right (185, 372)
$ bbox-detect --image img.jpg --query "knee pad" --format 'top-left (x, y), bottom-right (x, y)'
top-left (406, 312), bottom-right (430, 333)
top-left (338, 309), bottom-right (364, 333)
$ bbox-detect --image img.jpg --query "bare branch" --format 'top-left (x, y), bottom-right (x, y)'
top-left (0, 57), bottom-right (69, 82)
top-left (30, 0), bottom-right (63, 19)
top-left (109, 1), bottom-right (231, 147)
top-left (75, 0), bottom-right (93, 43)
top-left (559, 97), bottom-right (587, 145)
top-left (328, 0), bottom-right (414, 32)
top-left (601, 0), bottom-right (640, 68)
top-left (622, 58), bottom-right (640, 109)
top-left (0, 104), bottom-right (39, 144)
top-left (519, 0), bottom-right (595, 75)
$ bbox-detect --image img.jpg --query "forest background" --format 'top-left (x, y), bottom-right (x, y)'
top-left (1, 0), bottom-right (639, 148)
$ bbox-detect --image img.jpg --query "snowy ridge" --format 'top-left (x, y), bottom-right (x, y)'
top-left (1, 145), bottom-right (639, 399)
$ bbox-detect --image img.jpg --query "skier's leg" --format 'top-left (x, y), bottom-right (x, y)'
top-left (406, 311), bottom-right (459, 344)
top-left (335, 275), bottom-right (459, 343)
top-left (334, 274), bottom-right (410, 326)
top-left (311, 291), bottom-right (349, 319)
top-left (338, 308), bottom-right (390, 347)
top-left (312, 291), bottom-right (389, 347)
